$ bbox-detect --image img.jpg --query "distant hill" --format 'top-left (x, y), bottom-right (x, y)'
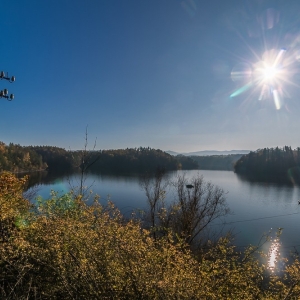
top-left (165, 150), bottom-right (180, 156)
top-left (166, 150), bottom-right (250, 156)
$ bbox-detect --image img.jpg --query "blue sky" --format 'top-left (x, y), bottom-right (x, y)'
top-left (1, 0), bottom-right (300, 152)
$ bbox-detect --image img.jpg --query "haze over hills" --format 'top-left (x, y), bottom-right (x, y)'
top-left (166, 150), bottom-right (251, 156)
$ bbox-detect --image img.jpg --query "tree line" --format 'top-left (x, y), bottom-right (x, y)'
top-left (234, 146), bottom-right (300, 182)
top-left (0, 142), bottom-right (198, 174)
top-left (88, 148), bottom-right (198, 173)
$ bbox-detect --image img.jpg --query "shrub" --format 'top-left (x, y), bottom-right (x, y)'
top-left (0, 172), bottom-right (300, 299)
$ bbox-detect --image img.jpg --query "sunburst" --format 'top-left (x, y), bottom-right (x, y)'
top-left (230, 48), bottom-right (293, 110)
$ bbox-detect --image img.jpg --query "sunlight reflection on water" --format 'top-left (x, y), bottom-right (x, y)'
top-left (268, 237), bottom-right (281, 272)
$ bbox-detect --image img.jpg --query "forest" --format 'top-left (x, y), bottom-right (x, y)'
top-left (0, 142), bottom-right (47, 173)
top-left (0, 142), bottom-right (198, 174)
top-left (4, 142), bottom-right (300, 182)
top-left (234, 146), bottom-right (300, 182)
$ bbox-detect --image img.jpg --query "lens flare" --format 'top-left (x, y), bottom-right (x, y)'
top-left (230, 82), bottom-right (252, 98)
top-left (231, 63), bottom-right (252, 82)
top-left (254, 49), bottom-right (286, 85)
top-left (230, 48), bottom-right (292, 110)
top-left (273, 89), bottom-right (281, 110)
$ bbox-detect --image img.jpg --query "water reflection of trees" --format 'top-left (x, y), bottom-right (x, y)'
top-left (18, 171), bottom-right (74, 191)
top-left (236, 172), bottom-right (296, 186)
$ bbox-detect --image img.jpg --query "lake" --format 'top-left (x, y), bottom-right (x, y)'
top-left (25, 169), bottom-right (300, 266)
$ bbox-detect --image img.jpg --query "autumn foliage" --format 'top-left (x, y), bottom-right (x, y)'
top-left (1, 172), bottom-right (300, 299)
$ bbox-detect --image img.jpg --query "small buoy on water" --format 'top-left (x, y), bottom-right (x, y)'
top-left (186, 184), bottom-right (194, 189)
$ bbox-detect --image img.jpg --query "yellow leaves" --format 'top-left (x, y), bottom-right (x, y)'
top-left (0, 171), bottom-right (27, 197)
top-left (0, 172), bottom-right (31, 246)
top-left (2, 177), bottom-right (300, 298)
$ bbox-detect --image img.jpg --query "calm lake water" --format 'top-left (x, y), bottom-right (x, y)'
top-left (26, 169), bottom-right (300, 264)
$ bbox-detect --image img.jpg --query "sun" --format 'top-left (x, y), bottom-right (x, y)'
top-left (230, 48), bottom-right (292, 110)
top-left (262, 65), bottom-right (279, 82)
top-left (254, 49), bottom-right (286, 85)
top-left (252, 53), bottom-right (286, 108)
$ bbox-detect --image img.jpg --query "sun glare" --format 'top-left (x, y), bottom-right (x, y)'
top-left (262, 65), bottom-right (278, 81)
top-left (268, 237), bottom-right (281, 273)
top-left (230, 48), bottom-right (292, 110)
top-left (254, 49), bottom-right (286, 86)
